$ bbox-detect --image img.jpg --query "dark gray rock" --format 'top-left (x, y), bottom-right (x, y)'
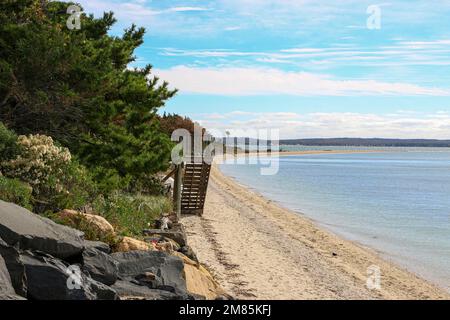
top-left (0, 254), bottom-right (14, 293)
top-left (111, 280), bottom-right (189, 300)
top-left (82, 247), bottom-right (118, 286)
top-left (21, 251), bottom-right (96, 300)
top-left (84, 240), bottom-right (111, 254)
top-left (0, 200), bottom-right (84, 259)
top-left (111, 250), bottom-right (187, 295)
top-left (87, 277), bottom-right (119, 300)
top-left (0, 237), bottom-right (27, 297)
top-left (0, 253), bottom-right (25, 300)
top-left (20, 250), bottom-right (118, 300)
top-left (142, 224), bottom-right (187, 247)
top-left (179, 245), bottom-right (198, 263)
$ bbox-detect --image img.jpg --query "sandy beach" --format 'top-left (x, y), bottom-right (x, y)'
top-left (182, 156), bottom-right (450, 300)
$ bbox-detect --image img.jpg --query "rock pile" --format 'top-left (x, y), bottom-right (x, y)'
top-left (0, 200), bottom-right (229, 300)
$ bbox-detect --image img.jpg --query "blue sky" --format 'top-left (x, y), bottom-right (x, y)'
top-left (71, 0), bottom-right (450, 138)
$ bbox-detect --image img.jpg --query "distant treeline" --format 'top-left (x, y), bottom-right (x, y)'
top-left (279, 138), bottom-right (450, 147)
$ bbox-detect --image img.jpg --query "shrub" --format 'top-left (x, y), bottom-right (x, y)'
top-left (0, 123), bottom-right (19, 164)
top-left (2, 134), bottom-right (71, 191)
top-left (93, 193), bottom-right (172, 237)
top-left (42, 160), bottom-right (98, 213)
top-left (1, 134), bottom-right (98, 213)
top-left (128, 175), bottom-right (166, 195)
top-left (0, 175), bottom-right (33, 210)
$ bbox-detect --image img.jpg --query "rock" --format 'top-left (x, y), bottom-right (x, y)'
top-left (144, 236), bottom-right (181, 253)
top-left (0, 293), bottom-right (26, 300)
top-left (115, 236), bottom-right (153, 252)
top-left (171, 251), bottom-right (228, 300)
top-left (135, 271), bottom-right (156, 283)
top-left (111, 250), bottom-right (187, 295)
top-left (82, 247), bottom-right (118, 286)
top-left (183, 263), bottom-right (228, 300)
top-left (87, 277), bottom-right (119, 300)
top-left (111, 280), bottom-right (189, 300)
top-left (0, 237), bottom-right (27, 297)
top-left (179, 245), bottom-right (198, 263)
top-left (142, 224), bottom-right (187, 247)
top-left (0, 200), bottom-right (84, 259)
top-left (84, 240), bottom-right (111, 254)
top-left (0, 254), bottom-right (15, 295)
top-left (0, 253), bottom-right (24, 301)
top-left (59, 209), bottom-right (115, 235)
top-left (154, 216), bottom-right (171, 230)
top-left (21, 251), bottom-right (117, 300)
top-left (172, 251), bottom-right (197, 266)
top-left (21, 251), bottom-right (94, 300)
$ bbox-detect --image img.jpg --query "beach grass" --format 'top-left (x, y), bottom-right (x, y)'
top-left (93, 193), bottom-right (172, 238)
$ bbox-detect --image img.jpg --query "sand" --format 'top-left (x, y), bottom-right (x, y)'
top-left (181, 155), bottom-right (450, 300)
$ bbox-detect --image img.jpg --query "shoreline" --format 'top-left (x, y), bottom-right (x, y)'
top-left (182, 165), bottom-right (450, 300)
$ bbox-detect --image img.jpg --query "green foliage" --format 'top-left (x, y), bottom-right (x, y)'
top-left (93, 193), bottom-right (172, 237)
top-left (0, 122), bottom-right (19, 164)
top-left (129, 175), bottom-right (166, 195)
top-left (0, 132), bottom-right (98, 213)
top-left (0, 175), bottom-right (32, 210)
top-left (40, 160), bottom-right (98, 213)
top-left (0, 0), bottom-right (175, 189)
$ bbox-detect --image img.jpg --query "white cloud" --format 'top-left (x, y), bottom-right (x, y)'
top-left (155, 66), bottom-right (450, 96)
top-left (167, 7), bottom-right (210, 12)
top-left (195, 111), bottom-right (450, 139)
top-left (159, 39), bottom-right (450, 68)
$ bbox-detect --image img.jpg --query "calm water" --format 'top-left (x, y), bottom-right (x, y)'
top-left (219, 150), bottom-right (450, 290)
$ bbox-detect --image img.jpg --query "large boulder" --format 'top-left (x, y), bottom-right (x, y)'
top-left (0, 237), bottom-right (27, 297)
top-left (111, 250), bottom-right (187, 295)
top-left (87, 277), bottom-right (119, 300)
top-left (171, 251), bottom-right (230, 300)
top-left (84, 240), bottom-right (111, 254)
top-left (21, 251), bottom-right (117, 300)
top-left (59, 209), bottom-right (115, 235)
top-left (1, 254), bottom-right (15, 294)
top-left (0, 201), bottom-right (84, 259)
top-left (82, 247), bottom-right (118, 286)
top-left (142, 224), bottom-right (187, 247)
top-left (111, 280), bottom-right (190, 300)
top-left (179, 253), bottom-right (228, 300)
top-left (115, 236), bottom-right (153, 252)
top-left (179, 245), bottom-right (199, 263)
top-left (0, 254), bottom-right (25, 300)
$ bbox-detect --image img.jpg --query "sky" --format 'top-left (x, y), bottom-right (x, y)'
top-left (69, 0), bottom-right (450, 139)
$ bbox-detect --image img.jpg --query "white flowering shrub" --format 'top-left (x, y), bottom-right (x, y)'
top-left (2, 134), bottom-right (72, 193)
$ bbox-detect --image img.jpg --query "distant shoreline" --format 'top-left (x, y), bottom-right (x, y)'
top-left (279, 138), bottom-right (450, 148)
top-left (214, 149), bottom-right (384, 163)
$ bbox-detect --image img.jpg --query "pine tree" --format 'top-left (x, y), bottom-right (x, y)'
top-left (0, 0), bottom-right (177, 188)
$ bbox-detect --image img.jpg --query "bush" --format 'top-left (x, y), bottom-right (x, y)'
top-left (1, 133), bottom-right (98, 213)
top-left (0, 175), bottom-right (33, 210)
top-left (128, 175), bottom-right (166, 195)
top-left (2, 134), bottom-right (71, 191)
top-left (93, 193), bottom-right (172, 237)
top-left (0, 123), bottom-right (19, 164)
top-left (42, 160), bottom-right (98, 213)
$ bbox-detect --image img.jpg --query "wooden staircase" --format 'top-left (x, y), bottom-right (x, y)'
top-left (180, 161), bottom-right (212, 216)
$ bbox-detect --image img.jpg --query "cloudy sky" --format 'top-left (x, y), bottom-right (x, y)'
top-left (71, 0), bottom-right (450, 139)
